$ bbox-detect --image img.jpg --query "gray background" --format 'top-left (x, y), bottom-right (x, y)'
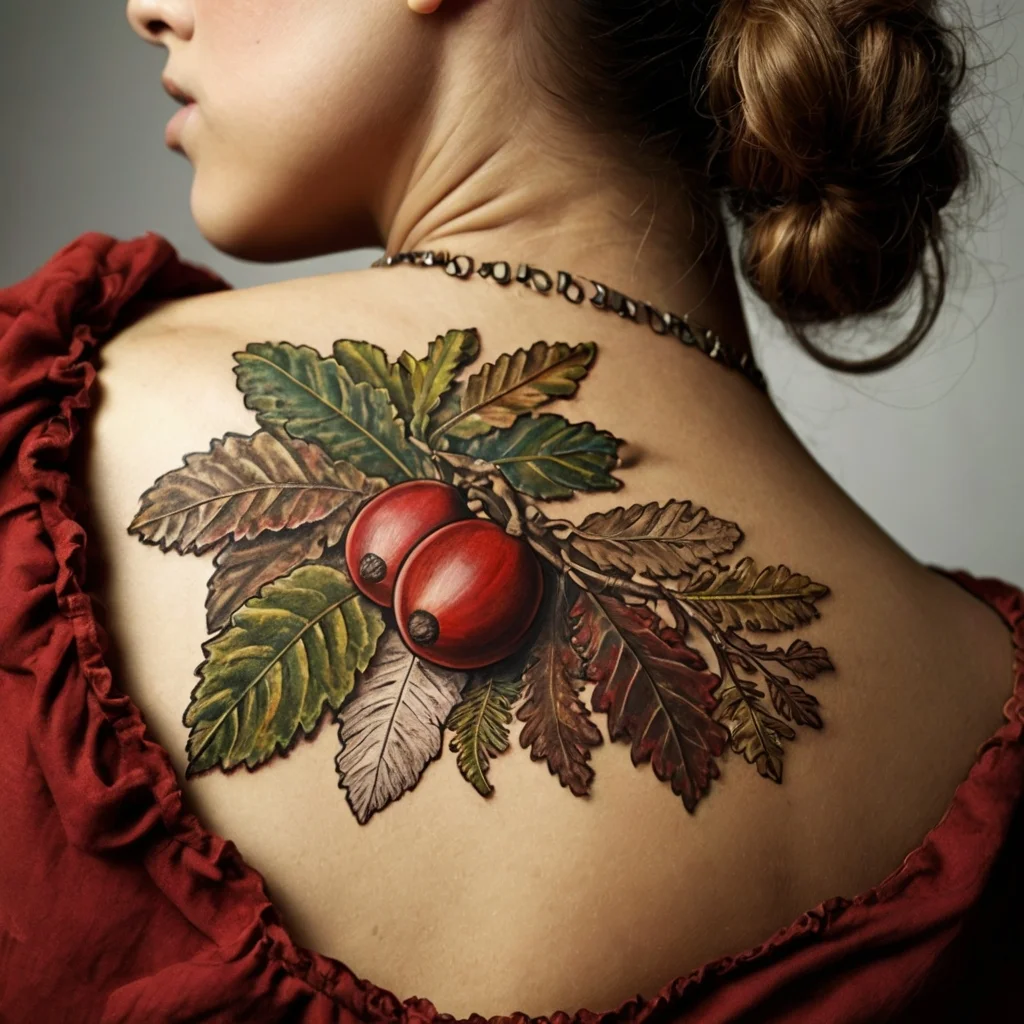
top-left (2, 1), bottom-right (1021, 583)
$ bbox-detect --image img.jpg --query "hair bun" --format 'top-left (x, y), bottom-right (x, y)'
top-left (704, 0), bottom-right (974, 370)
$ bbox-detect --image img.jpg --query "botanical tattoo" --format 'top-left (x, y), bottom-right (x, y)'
top-left (129, 330), bottom-right (833, 824)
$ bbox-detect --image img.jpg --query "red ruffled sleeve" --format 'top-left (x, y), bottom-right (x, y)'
top-left (0, 233), bottom-right (1022, 1024)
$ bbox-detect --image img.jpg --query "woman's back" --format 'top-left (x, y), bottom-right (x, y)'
top-left (79, 257), bottom-right (1016, 1016)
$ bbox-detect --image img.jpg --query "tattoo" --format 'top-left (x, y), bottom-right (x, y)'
top-left (129, 329), bottom-right (833, 824)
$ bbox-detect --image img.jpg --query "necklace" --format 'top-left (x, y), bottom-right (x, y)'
top-left (370, 248), bottom-right (768, 393)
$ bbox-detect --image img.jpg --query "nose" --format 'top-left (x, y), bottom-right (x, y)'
top-left (126, 0), bottom-right (194, 44)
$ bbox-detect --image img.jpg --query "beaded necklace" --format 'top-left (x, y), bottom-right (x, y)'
top-left (370, 248), bottom-right (768, 393)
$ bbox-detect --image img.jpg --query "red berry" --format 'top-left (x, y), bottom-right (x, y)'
top-left (394, 519), bottom-right (544, 670)
top-left (345, 480), bottom-right (470, 606)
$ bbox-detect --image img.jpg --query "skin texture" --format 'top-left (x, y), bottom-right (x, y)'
top-left (78, 0), bottom-right (1020, 1015)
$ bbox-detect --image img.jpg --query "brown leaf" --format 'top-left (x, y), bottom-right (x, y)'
top-left (130, 430), bottom-right (385, 555)
top-left (728, 634), bottom-right (835, 681)
top-left (681, 557), bottom-right (830, 632)
top-left (516, 574), bottom-right (603, 796)
top-left (777, 639), bottom-right (835, 680)
top-left (572, 591), bottom-right (728, 812)
top-left (714, 677), bottom-right (796, 782)
top-left (205, 509), bottom-right (351, 633)
top-left (767, 676), bottom-right (823, 728)
top-left (570, 500), bottom-right (742, 578)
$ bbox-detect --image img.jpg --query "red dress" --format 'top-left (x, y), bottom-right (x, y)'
top-left (1, 232), bottom-right (1021, 1024)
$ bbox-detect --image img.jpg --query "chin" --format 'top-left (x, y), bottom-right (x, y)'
top-left (190, 177), bottom-right (381, 263)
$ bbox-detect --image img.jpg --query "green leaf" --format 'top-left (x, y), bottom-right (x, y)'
top-left (399, 329), bottom-right (480, 441)
top-left (460, 414), bottom-right (623, 500)
top-left (204, 511), bottom-right (351, 634)
top-left (184, 564), bottom-right (385, 775)
top-left (234, 341), bottom-right (435, 483)
top-left (430, 341), bottom-right (595, 444)
top-left (332, 338), bottom-right (416, 425)
top-left (446, 676), bottom-right (523, 797)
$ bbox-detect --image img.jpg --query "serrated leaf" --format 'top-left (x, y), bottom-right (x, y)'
top-left (129, 431), bottom-right (383, 555)
top-left (681, 557), bottom-right (830, 632)
top-left (431, 340), bottom-right (595, 443)
top-left (767, 676), bottom-right (822, 728)
top-left (714, 677), bottom-right (796, 782)
top-left (572, 591), bottom-right (728, 812)
top-left (460, 414), bottom-right (622, 500)
top-left (516, 574), bottom-right (603, 796)
top-left (728, 634), bottom-right (835, 682)
top-left (570, 501), bottom-right (743, 579)
top-left (205, 510), bottom-right (352, 634)
top-left (332, 338), bottom-right (416, 425)
top-left (335, 631), bottom-right (468, 824)
top-left (234, 341), bottom-right (435, 482)
top-left (446, 676), bottom-right (523, 797)
top-left (776, 639), bottom-right (835, 680)
top-left (399, 329), bottom-right (480, 441)
top-left (185, 565), bottom-right (385, 776)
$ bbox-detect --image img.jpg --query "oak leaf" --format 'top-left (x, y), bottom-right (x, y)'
top-left (399, 329), bottom-right (481, 440)
top-left (572, 591), bottom-right (728, 812)
top-left (332, 338), bottom-right (416, 424)
top-left (204, 511), bottom-right (352, 633)
top-left (461, 414), bottom-right (622, 500)
top-left (516, 575), bottom-right (603, 796)
top-left (431, 340), bottom-right (595, 443)
top-left (234, 341), bottom-right (436, 482)
top-left (728, 635), bottom-right (834, 682)
top-left (714, 676), bottom-right (796, 782)
top-left (570, 500), bottom-right (743, 579)
top-left (129, 430), bottom-right (384, 555)
top-left (767, 676), bottom-right (823, 728)
top-left (335, 630), bottom-right (468, 824)
top-left (185, 565), bottom-right (385, 776)
top-left (682, 557), bottom-right (830, 632)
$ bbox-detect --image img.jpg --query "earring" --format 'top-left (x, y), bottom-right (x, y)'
top-left (408, 0), bottom-right (443, 12)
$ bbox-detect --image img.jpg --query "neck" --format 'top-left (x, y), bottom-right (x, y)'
top-left (373, 79), bottom-right (752, 358)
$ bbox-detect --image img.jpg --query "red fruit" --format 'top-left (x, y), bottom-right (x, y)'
top-left (345, 480), bottom-right (469, 606)
top-left (394, 519), bottom-right (544, 670)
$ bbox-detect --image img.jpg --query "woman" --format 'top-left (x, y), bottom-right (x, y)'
top-left (1, 0), bottom-right (1020, 1020)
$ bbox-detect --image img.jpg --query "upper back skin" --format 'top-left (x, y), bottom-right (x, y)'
top-left (81, 263), bottom-right (1016, 1018)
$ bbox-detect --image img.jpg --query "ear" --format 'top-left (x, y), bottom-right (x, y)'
top-left (408, 0), bottom-right (444, 13)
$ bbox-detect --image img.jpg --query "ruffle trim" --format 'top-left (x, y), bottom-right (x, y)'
top-left (11, 232), bottom-right (1024, 1023)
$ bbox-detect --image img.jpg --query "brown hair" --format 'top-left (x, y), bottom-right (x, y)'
top-left (530, 0), bottom-right (980, 372)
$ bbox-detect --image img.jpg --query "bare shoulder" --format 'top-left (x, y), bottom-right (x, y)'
top-left (116, 266), bottom-right (424, 352)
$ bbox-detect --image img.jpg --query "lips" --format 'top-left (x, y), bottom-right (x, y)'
top-left (162, 75), bottom-right (195, 106)
top-left (165, 104), bottom-right (197, 150)
top-left (162, 75), bottom-right (197, 150)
